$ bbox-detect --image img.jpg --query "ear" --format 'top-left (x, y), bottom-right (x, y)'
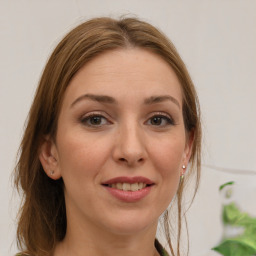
top-left (182, 130), bottom-right (195, 172)
top-left (39, 136), bottom-right (62, 180)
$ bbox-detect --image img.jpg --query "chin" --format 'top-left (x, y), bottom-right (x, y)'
top-left (101, 210), bottom-right (158, 236)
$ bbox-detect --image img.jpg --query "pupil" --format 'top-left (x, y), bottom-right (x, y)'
top-left (152, 117), bottom-right (161, 125)
top-left (91, 116), bottom-right (101, 125)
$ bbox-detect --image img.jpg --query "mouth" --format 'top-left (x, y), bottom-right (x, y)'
top-left (101, 176), bottom-right (155, 200)
top-left (103, 182), bottom-right (149, 191)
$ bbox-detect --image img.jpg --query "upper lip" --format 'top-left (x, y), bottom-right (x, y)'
top-left (102, 176), bottom-right (154, 185)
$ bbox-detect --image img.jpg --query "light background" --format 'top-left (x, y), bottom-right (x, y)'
top-left (0, 1), bottom-right (255, 255)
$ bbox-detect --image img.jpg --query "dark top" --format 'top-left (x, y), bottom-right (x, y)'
top-left (17, 239), bottom-right (169, 256)
top-left (155, 239), bottom-right (169, 256)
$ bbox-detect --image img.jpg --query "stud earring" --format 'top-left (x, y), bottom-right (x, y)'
top-left (50, 170), bottom-right (54, 176)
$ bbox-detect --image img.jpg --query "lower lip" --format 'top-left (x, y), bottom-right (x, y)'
top-left (104, 186), bottom-right (152, 202)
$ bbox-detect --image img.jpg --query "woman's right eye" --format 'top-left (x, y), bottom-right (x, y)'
top-left (81, 114), bottom-right (110, 127)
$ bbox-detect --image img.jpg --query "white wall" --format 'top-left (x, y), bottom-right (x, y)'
top-left (1, 1), bottom-right (255, 255)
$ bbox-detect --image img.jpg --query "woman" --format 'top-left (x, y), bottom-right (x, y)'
top-left (14, 17), bottom-right (201, 256)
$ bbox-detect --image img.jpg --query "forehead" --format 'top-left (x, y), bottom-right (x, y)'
top-left (63, 48), bottom-right (183, 106)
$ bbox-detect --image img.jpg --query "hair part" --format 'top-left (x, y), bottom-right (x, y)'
top-left (14, 16), bottom-right (201, 256)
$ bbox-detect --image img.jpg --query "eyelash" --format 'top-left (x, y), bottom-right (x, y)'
top-left (80, 112), bottom-right (111, 127)
top-left (80, 112), bottom-right (175, 128)
top-left (146, 112), bottom-right (175, 127)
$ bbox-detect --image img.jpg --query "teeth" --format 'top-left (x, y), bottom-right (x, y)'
top-left (110, 182), bottom-right (147, 191)
top-left (130, 183), bottom-right (138, 191)
top-left (123, 183), bottom-right (131, 191)
top-left (116, 183), bottom-right (123, 189)
top-left (140, 182), bottom-right (147, 189)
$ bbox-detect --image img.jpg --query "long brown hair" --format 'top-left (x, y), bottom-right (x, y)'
top-left (14, 16), bottom-right (201, 256)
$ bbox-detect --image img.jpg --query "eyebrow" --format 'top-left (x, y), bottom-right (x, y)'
top-left (144, 95), bottom-right (180, 109)
top-left (70, 94), bottom-right (117, 108)
top-left (70, 94), bottom-right (180, 109)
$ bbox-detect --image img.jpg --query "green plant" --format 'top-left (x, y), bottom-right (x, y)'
top-left (212, 182), bottom-right (256, 256)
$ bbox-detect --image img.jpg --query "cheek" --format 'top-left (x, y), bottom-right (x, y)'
top-left (149, 135), bottom-right (185, 201)
top-left (56, 132), bottom-right (111, 180)
top-left (150, 135), bottom-right (185, 175)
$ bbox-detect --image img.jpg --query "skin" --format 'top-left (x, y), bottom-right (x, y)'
top-left (39, 48), bottom-right (193, 256)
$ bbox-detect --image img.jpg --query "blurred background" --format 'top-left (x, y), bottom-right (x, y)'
top-left (0, 1), bottom-right (255, 255)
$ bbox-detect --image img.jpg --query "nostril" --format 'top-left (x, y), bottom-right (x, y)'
top-left (117, 157), bottom-right (145, 166)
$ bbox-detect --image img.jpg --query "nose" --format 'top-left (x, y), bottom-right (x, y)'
top-left (112, 122), bottom-right (147, 167)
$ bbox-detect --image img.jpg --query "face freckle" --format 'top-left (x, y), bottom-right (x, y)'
top-left (54, 48), bottom-right (192, 236)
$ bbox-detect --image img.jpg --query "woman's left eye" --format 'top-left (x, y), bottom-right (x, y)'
top-left (146, 115), bottom-right (174, 126)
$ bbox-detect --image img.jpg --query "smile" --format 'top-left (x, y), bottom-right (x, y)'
top-left (102, 176), bottom-right (154, 202)
top-left (106, 182), bottom-right (147, 191)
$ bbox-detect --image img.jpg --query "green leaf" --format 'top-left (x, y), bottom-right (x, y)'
top-left (222, 203), bottom-right (256, 227)
top-left (213, 239), bottom-right (256, 256)
top-left (219, 181), bottom-right (235, 191)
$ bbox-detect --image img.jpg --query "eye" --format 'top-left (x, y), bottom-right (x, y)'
top-left (146, 114), bottom-right (174, 127)
top-left (81, 114), bottom-right (110, 127)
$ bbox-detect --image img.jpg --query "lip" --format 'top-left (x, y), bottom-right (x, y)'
top-left (102, 176), bottom-right (154, 185)
top-left (102, 176), bottom-right (154, 203)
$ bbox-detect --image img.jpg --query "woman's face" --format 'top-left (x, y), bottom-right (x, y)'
top-left (43, 48), bottom-right (192, 235)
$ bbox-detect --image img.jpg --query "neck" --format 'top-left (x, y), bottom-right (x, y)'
top-left (54, 217), bottom-right (160, 256)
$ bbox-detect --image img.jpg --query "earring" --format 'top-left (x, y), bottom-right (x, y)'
top-left (50, 170), bottom-right (54, 176)
top-left (181, 165), bottom-right (186, 181)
